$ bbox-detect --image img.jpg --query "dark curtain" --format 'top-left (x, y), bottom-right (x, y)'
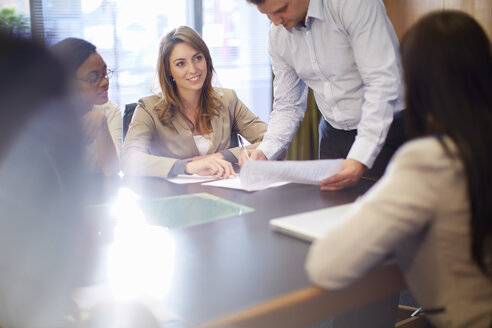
top-left (285, 89), bottom-right (320, 160)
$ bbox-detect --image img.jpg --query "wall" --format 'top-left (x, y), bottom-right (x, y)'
top-left (383, 0), bottom-right (492, 40)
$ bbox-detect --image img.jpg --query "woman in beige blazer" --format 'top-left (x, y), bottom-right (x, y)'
top-left (122, 26), bottom-right (267, 179)
top-left (306, 11), bottom-right (492, 328)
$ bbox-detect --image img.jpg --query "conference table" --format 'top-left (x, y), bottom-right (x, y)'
top-left (85, 176), bottom-right (406, 328)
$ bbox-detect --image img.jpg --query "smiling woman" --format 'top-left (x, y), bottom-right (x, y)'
top-left (51, 38), bottom-right (122, 176)
top-left (121, 26), bottom-right (268, 180)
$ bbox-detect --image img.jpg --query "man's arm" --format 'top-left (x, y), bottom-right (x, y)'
top-left (256, 27), bottom-right (309, 160)
top-left (340, 0), bottom-right (403, 168)
top-left (321, 0), bottom-right (403, 190)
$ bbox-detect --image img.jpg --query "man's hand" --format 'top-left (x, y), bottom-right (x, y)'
top-left (320, 159), bottom-right (367, 191)
top-left (238, 149), bottom-right (267, 167)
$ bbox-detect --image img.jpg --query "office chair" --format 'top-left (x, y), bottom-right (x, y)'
top-left (123, 102), bottom-right (137, 139)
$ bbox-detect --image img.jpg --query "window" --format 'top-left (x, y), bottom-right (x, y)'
top-left (23, 0), bottom-right (272, 121)
top-left (202, 0), bottom-right (271, 122)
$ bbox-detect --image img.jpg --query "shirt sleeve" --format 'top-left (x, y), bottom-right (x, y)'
top-left (340, 0), bottom-right (403, 167)
top-left (305, 139), bottom-right (447, 289)
top-left (224, 89), bottom-right (268, 160)
top-left (257, 27), bottom-right (309, 160)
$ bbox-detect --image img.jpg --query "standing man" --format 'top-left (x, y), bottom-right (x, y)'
top-left (245, 0), bottom-right (405, 191)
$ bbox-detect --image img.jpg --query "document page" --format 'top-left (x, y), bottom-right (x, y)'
top-left (203, 175), bottom-right (289, 191)
top-left (167, 174), bottom-right (216, 184)
top-left (270, 203), bottom-right (354, 242)
top-left (240, 159), bottom-right (343, 191)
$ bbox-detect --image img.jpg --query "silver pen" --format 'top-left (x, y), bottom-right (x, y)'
top-left (237, 135), bottom-right (250, 160)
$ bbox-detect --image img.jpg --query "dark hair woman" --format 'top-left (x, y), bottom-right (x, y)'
top-left (0, 31), bottom-right (89, 328)
top-left (52, 37), bottom-right (122, 176)
top-left (306, 11), bottom-right (492, 328)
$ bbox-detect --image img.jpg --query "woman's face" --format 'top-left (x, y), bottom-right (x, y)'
top-left (75, 52), bottom-right (109, 106)
top-left (169, 42), bottom-right (207, 96)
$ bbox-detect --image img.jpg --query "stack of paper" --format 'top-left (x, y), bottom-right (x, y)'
top-left (168, 159), bottom-right (344, 192)
top-left (239, 159), bottom-right (343, 191)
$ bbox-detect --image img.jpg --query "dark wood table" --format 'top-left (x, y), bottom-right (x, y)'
top-left (85, 177), bottom-right (404, 327)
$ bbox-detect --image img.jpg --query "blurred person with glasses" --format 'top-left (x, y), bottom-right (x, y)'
top-left (52, 38), bottom-right (122, 176)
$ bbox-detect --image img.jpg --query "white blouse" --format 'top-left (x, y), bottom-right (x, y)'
top-left (85, 100), bottom-right (122, 173)
top-left (193, 134), bottom-right (213, 156)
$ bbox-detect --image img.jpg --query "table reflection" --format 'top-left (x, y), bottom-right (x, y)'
top-left (106, 187), bottom-right (175, 302)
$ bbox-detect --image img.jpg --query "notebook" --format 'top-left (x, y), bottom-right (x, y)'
top-left (269, 203), bottom-right (354, 242)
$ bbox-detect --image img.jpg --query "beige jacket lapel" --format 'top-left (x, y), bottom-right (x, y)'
top-left (210, 108), bottom-right (226, 154)
top-left (170, 113), bottom-right (199, 155)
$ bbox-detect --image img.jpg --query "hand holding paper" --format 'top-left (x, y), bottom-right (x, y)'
top-left (239, 159), bottom-right (344, 191)
top-left (320, 159), bottom-right (366, 191)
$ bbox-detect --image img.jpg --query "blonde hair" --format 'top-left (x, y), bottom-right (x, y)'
top-left (154, 26), bottom-right (221, 134)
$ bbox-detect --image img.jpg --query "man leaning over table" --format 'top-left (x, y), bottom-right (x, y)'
top-left (243, 0), bottom-right (406, 191)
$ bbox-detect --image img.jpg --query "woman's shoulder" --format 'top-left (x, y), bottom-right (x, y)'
top-left (393, 136), bottom-right (460, 169)
top-left (93, 100), bottom-right (120, 115)
top-left (138, 94), bottom-right (162, 110)
top-left (213, 87), bottom-right (238, 101)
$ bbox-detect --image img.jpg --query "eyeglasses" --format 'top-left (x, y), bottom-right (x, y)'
top-left (75, 69), bottom-right (113, 87)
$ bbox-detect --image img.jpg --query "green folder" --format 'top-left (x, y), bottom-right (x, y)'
top-left (88, 193), bottom-right (254, 230)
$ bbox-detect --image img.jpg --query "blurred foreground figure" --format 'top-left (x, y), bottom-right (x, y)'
top-left (0, 31), bottom-right (89, 327)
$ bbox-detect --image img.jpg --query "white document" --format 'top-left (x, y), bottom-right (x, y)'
top-left (240, 159), bottom-right (343, 191)
top-left (167, 174), bottom-right (216, 184)
top-left (270, 203), bottom-right (354, 242)
top-left (202, 175), bottom-right (290, 191)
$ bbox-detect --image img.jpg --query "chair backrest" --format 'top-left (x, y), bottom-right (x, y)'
top-left (230, 129), bottom-right (239, 148)
top-left (123, 102), bottom-right (137, 139)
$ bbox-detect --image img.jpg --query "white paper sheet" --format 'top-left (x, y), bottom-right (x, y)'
top-left (202, 175), bottom-right (290, 191)
top-left (270, 203), bottom-right (354, 242)
top-left (167, 174), bottom-right (216, 184)
top-left (239, 159), bottom-right (344, 191)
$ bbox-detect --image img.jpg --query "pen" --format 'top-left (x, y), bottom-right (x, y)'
top-left (238, 135), bottom-right (250, 160)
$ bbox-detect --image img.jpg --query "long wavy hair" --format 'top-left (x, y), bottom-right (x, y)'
top-left (401, 11), bottom-right (492, 278)
top-left (154, 26), bottom-right (220, 134)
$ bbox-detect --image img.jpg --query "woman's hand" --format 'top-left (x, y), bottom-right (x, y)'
top-left (185, 157), bottom-right (236, 179)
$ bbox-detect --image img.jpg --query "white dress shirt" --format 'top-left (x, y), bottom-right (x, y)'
top-left (258, 0), bottom-right (405, 167)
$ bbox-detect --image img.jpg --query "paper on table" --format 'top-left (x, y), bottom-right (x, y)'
top-left (270, 203), bottom-right (354, 242)
top-left (202, 175), bottom-right (290, 191)
top-left (167, 174), bottom-right (216, 184)
top-left (240, 159), bottom-right (344, 191)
